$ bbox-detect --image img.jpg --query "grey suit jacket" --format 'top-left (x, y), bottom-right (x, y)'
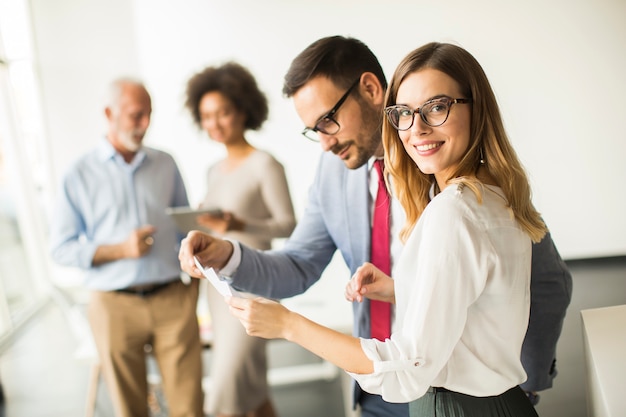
top-left (231, 150), bottom-right (572, 400)
top-left (232, 151), bottom-right (374, 339)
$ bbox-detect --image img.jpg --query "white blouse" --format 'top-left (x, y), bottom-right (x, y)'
top-left (349, 183), bottom-right (532, 403)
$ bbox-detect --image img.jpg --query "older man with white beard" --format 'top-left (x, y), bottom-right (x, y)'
top-left (49, 78), bottom-right (204, 417)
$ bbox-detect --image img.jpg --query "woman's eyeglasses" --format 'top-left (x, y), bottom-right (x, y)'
top-left (384, 97), bottom-right (471, 130)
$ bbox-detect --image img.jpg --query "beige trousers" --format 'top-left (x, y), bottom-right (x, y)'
top-left (206, 283), bottom-right (269, 414)
top-left (88, 279), bottom-right (204, 417)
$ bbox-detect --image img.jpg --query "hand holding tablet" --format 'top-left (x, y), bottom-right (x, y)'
top-left (193, 256), bottom-right (241, 297)
top-left (166, 206), bottom-right (223, 234)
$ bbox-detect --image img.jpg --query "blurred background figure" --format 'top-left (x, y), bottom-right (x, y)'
top-left (49, 78), bottom-right (204, 417)
top-left (185, 62), bottom-right (296, 417)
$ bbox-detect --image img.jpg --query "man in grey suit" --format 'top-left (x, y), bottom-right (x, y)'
top-left (179, 36), bottom-right (572, 416)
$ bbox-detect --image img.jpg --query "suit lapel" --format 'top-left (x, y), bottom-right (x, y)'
top-left (345, 165), bottom-right (371, 270)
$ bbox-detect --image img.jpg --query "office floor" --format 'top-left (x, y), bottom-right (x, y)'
top-left (0, 257), bottom-right (625, 417)
top-left (0, 301), bottom-right (345, 417)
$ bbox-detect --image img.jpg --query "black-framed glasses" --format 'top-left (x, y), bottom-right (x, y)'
top-left (301, 79), bottom-right (360, 142)
top-left (384, 97), bottom-right (472, 131)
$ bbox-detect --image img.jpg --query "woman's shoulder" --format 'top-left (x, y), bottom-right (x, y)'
top-left (426, 184), bottom-right (472, 218)
top-left (248, 149), bottom-right (285, 169)
top-left (428, 183), bottom-right (509, 222)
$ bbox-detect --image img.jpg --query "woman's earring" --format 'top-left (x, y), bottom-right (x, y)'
top-left (479, 148), bottom-right (485, 165)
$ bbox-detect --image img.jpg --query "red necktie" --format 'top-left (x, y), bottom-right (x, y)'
top-left (370, 159), bottom-right (392, 341)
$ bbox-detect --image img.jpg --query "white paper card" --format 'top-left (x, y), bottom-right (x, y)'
top-left (194, 256), bottom-right (241, 297)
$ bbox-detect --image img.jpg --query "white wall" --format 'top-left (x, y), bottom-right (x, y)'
top-left (31, 0), bottom-right (626, 261)
top-left (31, 0), bottom-right (141, 180)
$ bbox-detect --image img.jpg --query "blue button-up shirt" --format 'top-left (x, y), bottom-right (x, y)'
top-left (49, 139), bottom-right (189, 290)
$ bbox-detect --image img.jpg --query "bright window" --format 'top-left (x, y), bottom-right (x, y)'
top-left (0, 0), bottom-right (52, 347)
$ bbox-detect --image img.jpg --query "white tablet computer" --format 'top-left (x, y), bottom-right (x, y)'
top-left (165, 206), bottom-right (222, 234)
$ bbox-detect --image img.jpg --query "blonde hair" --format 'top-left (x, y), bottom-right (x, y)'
top-left (383, 43), bottom-right (546, 243)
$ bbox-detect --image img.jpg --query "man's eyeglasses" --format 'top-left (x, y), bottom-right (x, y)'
top-left (301, 79), bottom-right (360, 142)
top-left (384, 97), bottom-right (472, 131)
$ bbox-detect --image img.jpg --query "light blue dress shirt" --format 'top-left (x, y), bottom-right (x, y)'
top-left (49, 139), bottom-right (189, 290)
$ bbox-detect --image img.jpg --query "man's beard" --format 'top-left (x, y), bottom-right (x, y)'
top-left (345, 103), bottom-right (383, 170)
top-left (118, 129), bottom-right (145, 152)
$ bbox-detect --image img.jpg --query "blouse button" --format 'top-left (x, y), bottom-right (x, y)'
top-left (414, 362), bottom-right (420, 367)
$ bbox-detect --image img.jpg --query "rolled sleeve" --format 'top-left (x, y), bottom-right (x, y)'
top-left (348, 337), bottom-right (427, 403)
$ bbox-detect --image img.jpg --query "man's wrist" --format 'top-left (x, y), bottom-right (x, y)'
top-left (219, 238), bottom-right (242, 277)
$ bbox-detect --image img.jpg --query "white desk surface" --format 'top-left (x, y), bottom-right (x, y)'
top-left (580, 304), bottom-right (626, 417)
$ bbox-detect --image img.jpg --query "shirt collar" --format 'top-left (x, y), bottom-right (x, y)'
top-left (368, 156), bottom-right (383, 173)
top-left (96, 137), bottom-right (147, 168)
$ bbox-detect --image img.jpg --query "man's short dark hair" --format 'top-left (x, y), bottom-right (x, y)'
top-left (283, 36), bottom-right (387, 97)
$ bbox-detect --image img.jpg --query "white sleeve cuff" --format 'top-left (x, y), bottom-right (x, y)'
top-left (218, 238), bottom-right (241, 278)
